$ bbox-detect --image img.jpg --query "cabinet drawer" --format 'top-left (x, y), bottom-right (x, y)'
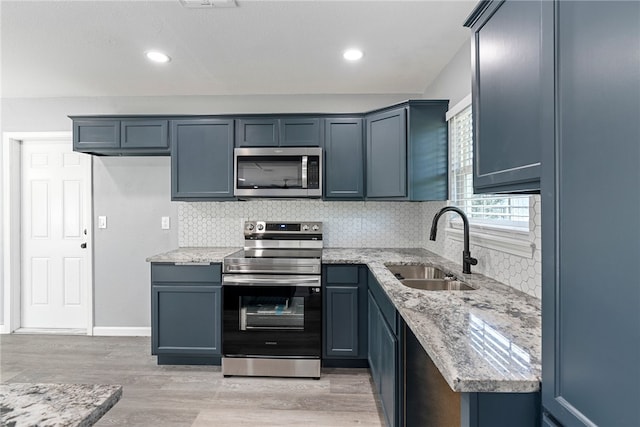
top-left (325, 265), bottom-right (360, 284)
top-left (151, 263), bottom-right (222, 284)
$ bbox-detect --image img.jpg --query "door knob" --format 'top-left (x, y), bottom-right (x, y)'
top-left (80, 243), bottom-right (87, 249)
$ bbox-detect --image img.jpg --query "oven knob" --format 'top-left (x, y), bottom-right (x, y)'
top-left (302, 224), bottom-right (310, 231)
top-left (257, 223), bottom-right (264, 231)
top-left (246, 223), bottom-right (255, 231)
top-left (312, 224), bottom-right (320, 232)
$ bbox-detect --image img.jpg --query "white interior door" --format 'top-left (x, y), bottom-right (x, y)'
top-left (21, 141), bottom-right (90, 329)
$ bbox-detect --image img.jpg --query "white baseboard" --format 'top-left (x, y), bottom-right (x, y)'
top-left (0, 324), bottom-right (10, 334)
top-left (92, 326), bottom-right (151, 337)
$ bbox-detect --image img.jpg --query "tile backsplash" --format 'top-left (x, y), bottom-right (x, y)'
top-left (178, 200), bottom-right (425, 248)
top-left (177, 196), bottom-right (541, 298)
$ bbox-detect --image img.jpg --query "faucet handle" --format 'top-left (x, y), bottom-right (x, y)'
top-left (465, 256), bottom-right (478, 266)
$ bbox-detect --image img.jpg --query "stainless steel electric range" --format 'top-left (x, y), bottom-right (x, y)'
top-left (222, 220), bottom-right (323, 379)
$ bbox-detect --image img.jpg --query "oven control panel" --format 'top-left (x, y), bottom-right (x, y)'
top-left (244, 221), bottom-right (322, 235)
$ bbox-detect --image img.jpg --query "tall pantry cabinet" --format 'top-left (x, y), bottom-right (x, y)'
top-left (541, 1), bottom-right (640, 426)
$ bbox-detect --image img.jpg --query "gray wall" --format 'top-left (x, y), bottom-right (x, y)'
top-left (422, 38), bottom-right (471, 107)
top-left (1, 92), bottom-right (419, 329)
top-left (92, 156), bottom-right (177, 327)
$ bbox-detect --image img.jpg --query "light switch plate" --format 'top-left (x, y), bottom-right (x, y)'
top-left (98, 216), bottom-right (107, 229)
top-left (161, 216), bottom-right (170, 230)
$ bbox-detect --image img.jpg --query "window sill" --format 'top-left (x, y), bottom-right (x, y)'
top-left (445, 223), bottom-right (534, 259)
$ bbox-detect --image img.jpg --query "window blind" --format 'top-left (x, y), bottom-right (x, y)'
top-left (449, 105), bottom-right (529, 228)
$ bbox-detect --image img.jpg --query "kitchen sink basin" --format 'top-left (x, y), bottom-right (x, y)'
top-left (386, 264), bottom-right (450, 280)
top-left (386, 264), bottom-right (475, 291)
top-left (400, 278), bottom-right (475, 291)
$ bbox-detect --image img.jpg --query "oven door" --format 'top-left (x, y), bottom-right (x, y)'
top-left (222, 274), bottom-right (321, 358)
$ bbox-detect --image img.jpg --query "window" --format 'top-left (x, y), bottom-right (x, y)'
top-left (448, 97), bottom-right (529, 230)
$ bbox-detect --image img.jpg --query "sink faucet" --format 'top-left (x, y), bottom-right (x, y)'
top-left (429, 206), bottom-right (478, 274)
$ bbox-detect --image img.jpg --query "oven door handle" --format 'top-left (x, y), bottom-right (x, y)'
top-left (223, 275), bottom-right (321, 287)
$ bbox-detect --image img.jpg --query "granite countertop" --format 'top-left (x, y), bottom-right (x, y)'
top-left (146, 247), bottom-right (241, 263)
top-left (323, 248), bottom-right (541, 393)
top-left (146, 246), bottom-right (541, 393)
top-left (0, 383), bottom-right (122, 427)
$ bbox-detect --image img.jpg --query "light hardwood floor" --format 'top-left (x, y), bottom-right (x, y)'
top-left (0, 334), bottom-right (384, 426)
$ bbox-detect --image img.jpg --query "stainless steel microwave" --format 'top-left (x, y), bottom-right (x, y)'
top-left (233, 147), bottom-right (322, 198)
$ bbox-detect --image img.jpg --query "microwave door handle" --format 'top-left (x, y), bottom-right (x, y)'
top-left (301, 155), bottom-right (308, 189)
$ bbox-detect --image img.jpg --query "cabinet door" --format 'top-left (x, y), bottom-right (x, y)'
top-left (151, 285), bottom-right (221, 355)
top-left (469, 0), bottom-right (552, 193)
top-left (235, 119), bottom-right (279, 147)
top-left (280, 118), bottom-right (321, 147)
top-left (366, 107), bottom-right (407, 198)
top-left (73, 119), bottom-right (120, 150)
top-left (379, 314), bottom-right (398, 427)
top-left (120, 120), bottom-right (169, 150)
top-left (325, 286), bottom-right (359, 357)
top-left (368, 291), bottom-right (381, 385)
top-left (171, 119), bottom-right (234, 200)
top-left (541, 2), bottom-right (640, 426)
top-left (324, 118), bottom-right (364, 200)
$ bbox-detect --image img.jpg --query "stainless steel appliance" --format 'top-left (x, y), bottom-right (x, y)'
top-left (233, 147), bottom-right (322, 198)
top-left (222, 220), bottom-right (323, 378)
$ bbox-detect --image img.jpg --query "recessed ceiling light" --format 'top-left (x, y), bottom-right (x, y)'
top-left (145, 51), bottom-right (171, 63)
top-left (343, 49), bottom-right (364, 61)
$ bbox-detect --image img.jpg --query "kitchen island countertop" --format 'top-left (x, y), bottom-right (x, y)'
top-left (147, 246), bottom-right (541, 393)
top-left (0, 383), bottom-right (122, 427)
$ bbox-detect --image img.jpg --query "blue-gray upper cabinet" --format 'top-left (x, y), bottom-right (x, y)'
top-left (235, 117), bottom-right (322, 147)
top-left (235, 118), bottom-right (279, 147)
top-left (121, 120), bottom-right (169, 150)
top-left (71, 117), bottom-right (170, 155)
top-left (323, 265), bottom-right (368, 361)
top-left (365, 101), bottom-right (448, 201)
top-left (366, 107), bottom-right (407, 199)
top-left (151, 263), bottom-right (222, 365)
top-left (171, 119), bottom-right (235, 201)
top-left (541, 1), bottom-right (640, 426)
top-left (464, 0), bottom-right (553, 194)
top-left (280, 117), bottom-right (322, 147)
top-left (323, 118), bottom-right (364, 200)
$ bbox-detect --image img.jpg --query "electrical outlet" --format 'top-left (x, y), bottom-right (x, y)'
top-left (98, 216), bottom-right (107, 229)
top-left (161, 216), bottom-right (170, 230)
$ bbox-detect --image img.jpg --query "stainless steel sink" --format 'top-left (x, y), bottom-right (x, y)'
top-left (386, 264), bottom-right (475, 291)
top-left (386, 264), bottom-right (449, 280)
top-left (400, 278), bottom-right (475, 291)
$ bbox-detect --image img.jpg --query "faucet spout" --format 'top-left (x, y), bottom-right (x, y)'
top-left (429, 206), bottom-right (478, 274)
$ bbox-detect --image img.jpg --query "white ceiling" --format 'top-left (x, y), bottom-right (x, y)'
top-left (1, 0), bottom-right (475, 99)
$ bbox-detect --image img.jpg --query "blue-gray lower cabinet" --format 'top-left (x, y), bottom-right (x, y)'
top-left (368, 271), bottom-right (401, 427)
top-left (323, 118), bottom-right (364, 200)
top-left (541, 1), bottom-right (640, 426)
top-left (151, 263), bottom-right (222, 365)
top-left (171, 118), bottom-right (235, 200)
top-left (71, 117), bottom-right (170, 155)
top-left (323, 265), bottom-right (368, 366)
